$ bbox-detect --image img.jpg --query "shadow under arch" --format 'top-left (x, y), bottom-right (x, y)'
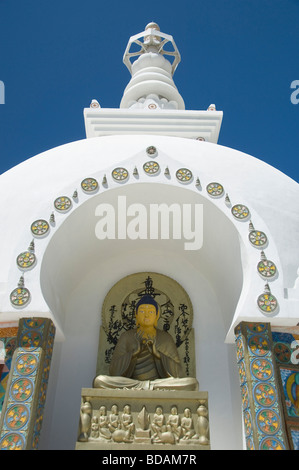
top-left (40, 181), bottom-right (244, 340)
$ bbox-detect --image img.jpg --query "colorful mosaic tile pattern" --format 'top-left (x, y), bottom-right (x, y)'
top-left (234, 322), bottom-right (288, 450)
top-left (0, 318), bottom-right (55, 450)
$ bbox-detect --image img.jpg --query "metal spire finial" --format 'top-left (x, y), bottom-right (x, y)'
top-left (123, 22), bottom-right (181, 75)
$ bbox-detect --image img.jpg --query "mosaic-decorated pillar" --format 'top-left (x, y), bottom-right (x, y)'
top-left (0, 326), bottom-right (18, 414)
top-left (234, 322), bottom-right (289, 450)
top-left (271, 328), bottom-right (299, 450)
top-left (0, 318), bottom-right (55, 450)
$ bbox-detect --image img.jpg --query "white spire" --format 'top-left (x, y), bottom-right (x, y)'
top-left (120, 23), bottom-right (185, 110)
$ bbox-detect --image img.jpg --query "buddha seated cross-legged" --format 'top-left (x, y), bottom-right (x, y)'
top-left (93, 295), bottom-right (198, 391)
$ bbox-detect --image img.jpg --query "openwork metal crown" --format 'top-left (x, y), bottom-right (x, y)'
top-left (123, 22), bottom-right (181, 75)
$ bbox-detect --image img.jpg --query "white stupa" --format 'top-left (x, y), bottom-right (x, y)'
top-left (0, 23), bottom-right (298, 450)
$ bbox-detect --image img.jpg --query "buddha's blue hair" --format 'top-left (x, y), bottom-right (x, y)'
top-left (135, 295), bottom-right (159, 314)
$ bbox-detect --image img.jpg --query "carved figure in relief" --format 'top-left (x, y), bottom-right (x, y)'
top-left (181, 408), bottom-right (195, 440)
top-left (121, 405), bottom-right (135, 437)
top-left (151, 406), bottom-right (176, 444)
top-left (78, 401), bottom-right (92, 442)
top-left (93, 295), bottom-right (198, 391)
top-left (108, 404), bottom-right (120, 433)
top-left (195, 404), bottom-right (209, 444)
top-left (104, 404), bottom-right (133, 443)
top-left (151, 406), bottom-right (165, 438)
top-left (90, 416), bottom-right (99, 438)
top-left (166, 406), bottom-right (181, 441)
top-left (98, 406), bottom-right (111, 440)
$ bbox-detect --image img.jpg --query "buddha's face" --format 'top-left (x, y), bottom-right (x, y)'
top-left (136, 303), bottom-right (158, 329)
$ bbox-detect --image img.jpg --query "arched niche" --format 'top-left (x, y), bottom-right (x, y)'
top-left (38, 181), bottom-right (251, 449)
top-left (40, 182), bottom-right (244, 339)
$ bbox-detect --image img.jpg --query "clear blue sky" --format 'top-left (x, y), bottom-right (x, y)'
top-left (0, 0), bottom-right (298, 182)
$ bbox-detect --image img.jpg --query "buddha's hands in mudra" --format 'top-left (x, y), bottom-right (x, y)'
top-left (133, 329), bottom-right (161, 359)
top-left (145, 337), bottom-right (161, 359)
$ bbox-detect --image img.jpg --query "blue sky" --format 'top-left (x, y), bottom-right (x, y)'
top-left (0, 0), bottom-right (298, 182)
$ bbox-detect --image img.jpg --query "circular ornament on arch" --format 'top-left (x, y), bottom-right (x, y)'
top-left (231, 204), bottom-right (250, 220)
top-left (112, 167), bottom-right (129, 182)
top-left (54, 196), bottom-right (72, 213)
top-left (31, 219), bottom-right (49, 238)
top-left (146, 145), bottom-right (157, 157)
top-left (206, 182), bottom-right (224, 198)
top-left (176, 168), bottom-right (193, 183)
top-left (249, 230), bottom-right (268, 248)
top-left (143, 161), bottom-right (160, 175)
top-left (10, 287), bottom-right (31, 308)
top-left (148, 103), bottom-right (157, 109)
top-left (16, 251), bottom-right (36, 270)
top-left (81, 177), bottom-right (99, 193)
top-left (257, 259), bottom-right (277, 278)
top-left (257, 292), bottom-right (278, 314)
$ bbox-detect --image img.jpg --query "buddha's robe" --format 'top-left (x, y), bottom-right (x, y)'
top-left (93, 329), bottom-right (198, 391)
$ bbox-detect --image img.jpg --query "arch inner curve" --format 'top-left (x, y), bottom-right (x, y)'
top-left (40, 182), bottom-right (244, 336)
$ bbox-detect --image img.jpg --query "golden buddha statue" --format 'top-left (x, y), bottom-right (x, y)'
top-left (93, 295), bottom-right (198, 391)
